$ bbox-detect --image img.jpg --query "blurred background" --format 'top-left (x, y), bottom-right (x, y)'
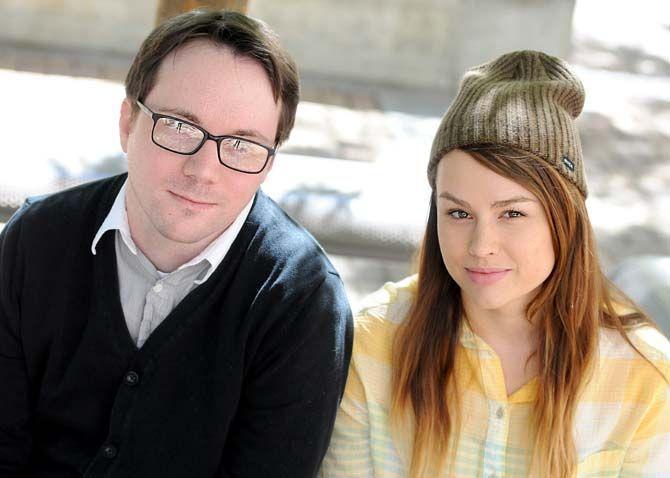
top-left (0, 0), bottom-right (668, 327)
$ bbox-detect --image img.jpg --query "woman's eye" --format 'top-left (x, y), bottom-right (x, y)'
top-left (503, 210), bottom-right (525, 219)
top-left (448, 209), bottom-right (470, 219)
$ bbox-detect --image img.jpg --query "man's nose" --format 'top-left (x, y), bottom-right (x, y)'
top-left (181, 138), bottom-right (220, 182)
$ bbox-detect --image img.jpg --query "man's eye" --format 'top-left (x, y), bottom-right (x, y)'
top-left (164, 119), bottom-right (187, 132)
top-left (232, 139), bottom-right (249, 151)
top-left (222, 139), bottom-right (253, 155)
top-left (448, 209), bottom-right (470, 219)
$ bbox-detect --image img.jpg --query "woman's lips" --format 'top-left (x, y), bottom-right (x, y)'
top-left (465, 267), bottom-right (511, 285)
top-left (169, 191), bottom-right (216, 210)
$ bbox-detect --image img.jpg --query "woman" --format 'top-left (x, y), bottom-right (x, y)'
top-left (320, 51), bottom-right (669, 477)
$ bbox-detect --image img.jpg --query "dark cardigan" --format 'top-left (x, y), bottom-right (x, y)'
top-left (0, 174), bottom-right (353, 477)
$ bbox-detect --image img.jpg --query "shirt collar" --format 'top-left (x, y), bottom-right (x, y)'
top-left (459, 319), bottom-right (538, 403)
top-left (187, 196), bottom-right (253, 284)
top-left (91, 179), bottom-right (254, 285)
top-left (91, 181), bottom-right (137, 255)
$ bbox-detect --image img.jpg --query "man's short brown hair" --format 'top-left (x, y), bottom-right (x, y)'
top-left (125, 9), bottom-right (299, 146)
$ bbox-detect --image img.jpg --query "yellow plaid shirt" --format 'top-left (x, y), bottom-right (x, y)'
top-left (320, 276), bottom-right (670, 477)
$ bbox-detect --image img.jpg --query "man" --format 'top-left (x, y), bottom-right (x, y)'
top-left (0, 10), bottom-right (352, 477)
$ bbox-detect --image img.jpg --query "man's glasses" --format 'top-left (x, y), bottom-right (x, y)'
top-left (136, 100), bottom-right (276, 174)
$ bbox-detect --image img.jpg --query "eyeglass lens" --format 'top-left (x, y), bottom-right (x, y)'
top-left (153, 117), bottom-right (269, 173)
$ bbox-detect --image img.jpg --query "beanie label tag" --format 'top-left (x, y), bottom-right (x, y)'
top-left (562, 155), bottom-right (575, 172)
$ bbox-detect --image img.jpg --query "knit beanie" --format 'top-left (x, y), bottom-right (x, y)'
top-left (427, 50), bottom-right (587, 197)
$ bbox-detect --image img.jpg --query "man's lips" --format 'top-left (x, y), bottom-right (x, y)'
top-left (465, 267), bottom-right (511, 285)
top-left (168, 191), bottom-right (216, 208)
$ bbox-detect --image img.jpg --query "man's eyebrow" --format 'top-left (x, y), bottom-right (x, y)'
top-left (150, 107), bottom-right (274, 145)
top-left (159, 106), bottom-right (201, 124)
top-left (231, 129), bottom-right (274, 146)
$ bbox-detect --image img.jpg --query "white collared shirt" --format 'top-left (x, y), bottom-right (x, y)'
top-left (91, 180), bottom-right (253, 347)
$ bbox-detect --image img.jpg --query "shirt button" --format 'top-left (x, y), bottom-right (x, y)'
top-left (153, 283), bottom-right (163, 293)
top-left (496, 406), bottom-right (504, 419)
top-left (102, 444), bottom-right (118, 459)
top-left (124, 371), bottom-right (140, 387)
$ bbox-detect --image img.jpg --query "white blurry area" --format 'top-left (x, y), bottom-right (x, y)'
top-left (573, 0), bottom-right (668, 66)
top-left (0, 72), bottom-right (123, 190)
top-left (572, 0), bottom-right (670, 241)
top-left (1, 0), bottom-right (669, 307)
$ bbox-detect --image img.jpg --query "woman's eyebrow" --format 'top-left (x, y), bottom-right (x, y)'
top-left (491, 196), bottom-right (536, 208)
top-left (439, 191), bottom-right (536, 208)
top-left (438, 191), bottom-right (471, 208)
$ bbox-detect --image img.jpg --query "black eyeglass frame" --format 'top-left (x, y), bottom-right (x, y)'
top-left (135, 100), bottom-right (277, 174)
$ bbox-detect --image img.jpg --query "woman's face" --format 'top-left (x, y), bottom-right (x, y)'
top-left (435, 149), bottom-right (556, 317)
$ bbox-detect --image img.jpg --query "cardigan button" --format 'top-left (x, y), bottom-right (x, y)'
top-left (124, 371), bottom-right (140, 387)
top-left (102, 444), bottom-right (118, 459)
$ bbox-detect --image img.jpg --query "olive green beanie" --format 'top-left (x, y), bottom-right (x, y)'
top-left (427, 50), bottom-right (587, 197)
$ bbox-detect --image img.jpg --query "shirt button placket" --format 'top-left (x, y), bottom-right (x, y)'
top-left (484, 400), bottom-right (508, 478)
top-left (124, 370), bottom-right (140, 387)
top-left (102, 444), bottom-right (118, 459)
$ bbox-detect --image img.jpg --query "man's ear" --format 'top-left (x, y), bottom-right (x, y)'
top-left (119, 98), bottom-right (134, 154)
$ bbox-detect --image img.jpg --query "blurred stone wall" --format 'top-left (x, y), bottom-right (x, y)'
top-left (0, 0), bottom-right (156, 54)
top-left (0, 0), bottom-right (575, 92)
top-left (250, 0), bottom-right (575, 93)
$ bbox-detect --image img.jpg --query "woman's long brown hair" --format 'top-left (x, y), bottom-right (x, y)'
top-left (391, 144), bottom-right (655, 477)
